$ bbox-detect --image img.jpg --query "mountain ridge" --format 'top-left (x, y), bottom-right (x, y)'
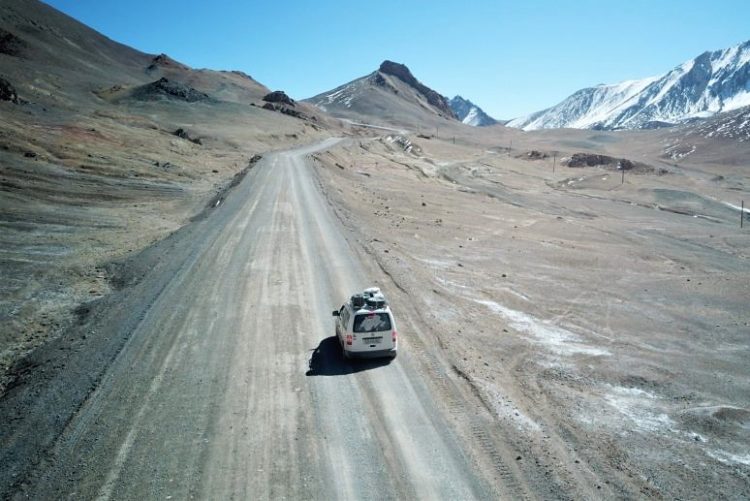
top-left (508, 40), bottom-right (750, 131)
top-left (449, 96), bottom-right (497, 126)
top-left (305, 60), bottom-right (457, 127)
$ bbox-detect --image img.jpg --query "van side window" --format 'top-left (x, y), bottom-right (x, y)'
top-left (341, 307), bottom-right (350, 326)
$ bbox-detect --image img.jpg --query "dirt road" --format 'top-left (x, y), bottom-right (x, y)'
top-left (4, 139), bottom-right (504, 500)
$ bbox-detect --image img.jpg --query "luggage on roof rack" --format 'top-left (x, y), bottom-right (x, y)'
top-left (350, 293), bottom-right (365, 308)
top-left (350, 287), bottom-right (388, 310)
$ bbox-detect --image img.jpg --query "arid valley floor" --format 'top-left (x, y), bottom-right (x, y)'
top-left (1, 1), bottom-right (749, 499)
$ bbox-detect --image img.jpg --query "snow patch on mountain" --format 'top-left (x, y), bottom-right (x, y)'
top-left (449, 96), bottom-right (497, 126)
top-left (508, 40), bottom-right (750, 131)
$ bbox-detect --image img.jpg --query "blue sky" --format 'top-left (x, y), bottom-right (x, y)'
top-left (46, 0), bottom-right (749, 119)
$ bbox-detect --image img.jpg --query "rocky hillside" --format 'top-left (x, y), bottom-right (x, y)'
top-left (305, 60), bottom-right (457, 127)
top-left (508, 40), bottom-right (750, 131)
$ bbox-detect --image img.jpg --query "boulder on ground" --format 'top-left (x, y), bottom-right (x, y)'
top-left (0, 28), bottom-right (25, 56)
top-left (0, 77), bottom-right (19, 103)
top-left (263, 91), bottom-right (295, 107)
top-left (132, 78), bottom-right (212, 102)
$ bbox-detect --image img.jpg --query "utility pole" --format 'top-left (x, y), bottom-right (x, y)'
top-left (621, 168), bottom-right (625, 184)
top-left (552, 152), bottom-right (556, 173)
top-left (742, 200), bottom-right (745, 228)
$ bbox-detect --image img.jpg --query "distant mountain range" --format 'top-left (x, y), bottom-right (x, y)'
top-left (508, 40), bottom-right (750, 131)
top-left (449, 96), bottom-right (497, 126)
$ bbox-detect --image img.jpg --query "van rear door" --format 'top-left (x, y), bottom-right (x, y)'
top-left (352, 312), bottom-right (393, 350)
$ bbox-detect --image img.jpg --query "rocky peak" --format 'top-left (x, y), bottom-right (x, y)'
top-left (379, 61), bottom-right (418, 87)
top-left (146, 53), bottom-right (189, 72)
top-left (377, 60), bottom-right (455, 119)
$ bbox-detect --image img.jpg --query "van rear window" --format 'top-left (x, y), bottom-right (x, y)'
top-left (353, 313), bottom-right (391, 333)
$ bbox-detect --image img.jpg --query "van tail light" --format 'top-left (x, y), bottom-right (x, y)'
top-left (346, 334), bottom-right (353, 346)
top-left (392, 330), bottom-right (398, 343)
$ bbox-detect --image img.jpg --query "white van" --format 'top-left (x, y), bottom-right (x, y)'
top-left (332, 287), bottom-right (398, 359)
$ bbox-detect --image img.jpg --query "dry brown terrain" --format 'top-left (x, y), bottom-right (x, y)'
top-left (2, 1), bottom-right (749, 499)
top-left (311, 127), bottom-right (750, 498)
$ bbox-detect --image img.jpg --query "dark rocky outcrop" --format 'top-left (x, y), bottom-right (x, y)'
top-left (378, 61), bottom-right (455, 119)
top-left (146, 53), bottom-right (190, 73)
top-left (261, 101), bottom-right (304, 119)
top-left (0, 28), bottom-right (25, 57)
top-left (263, 91), bottom-right (295, 107)
top-left (0, 77), bottom-right (19, 103)
top-left (523, 150), bottom-right (548, 160)
top-left (370, 72), bottom-right (399, 94)
top-left (564, 153), bottom-right (657, 173)
top-left (132, 78), bottom-right (212, 102)
top-left (173, 128), bottom-right (201, 145)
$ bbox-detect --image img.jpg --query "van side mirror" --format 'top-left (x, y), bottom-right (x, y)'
top-left (332, 310), bottom-right (340, 317)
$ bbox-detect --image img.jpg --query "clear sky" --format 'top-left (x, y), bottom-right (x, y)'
top-left (45, 0), bottom-right (750, 119)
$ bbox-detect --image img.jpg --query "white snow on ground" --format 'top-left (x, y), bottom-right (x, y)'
top-left (603, 385), bottom-right (675, 432)
top-left (475, 299), bottom-right (610, 357)
top-left (723, 90), bottom-right (750, 110)
top-left (707, 450), bottom-right (750, 466)
top-left (723, 201), bottom-right (750, 213)
top-left (462, 107), bottom-right (480, 126)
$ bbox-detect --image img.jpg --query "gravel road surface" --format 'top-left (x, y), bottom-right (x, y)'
top-left (5, 139), bottom-right (498, 500)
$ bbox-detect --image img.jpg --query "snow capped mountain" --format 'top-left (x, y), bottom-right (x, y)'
top-left (449, 96), bottom-right (497, 126)
top-left (508, 40), bottom-right (750, 131)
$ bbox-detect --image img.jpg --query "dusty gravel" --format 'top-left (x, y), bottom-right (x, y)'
top-left (1, 139), bottom-right (528, 500)
top-left (312, 132), bottom-right (750, 499)
top-left (2, 125), bottom-right (749, 499)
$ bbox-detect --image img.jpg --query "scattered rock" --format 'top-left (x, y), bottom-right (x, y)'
top-left (173, 128), bottom-right (202, 145)
top-left (261, 101), bottom-right (304, 119)
top-left (370, 72), bottom-right (398, 93)
top-left (279, 107), bottom-right (302, 118)
top-left (0, 77), bottom-right (19, 103)
top-left (146, 53), bottom-right (189, 73)
top-left (132, 78), bottom-right (212, 103)
top-left (563, 153), bottom-right (654, 173)
top-left (263, 91), bottom-right (295, 107)
top-left (524, 150), bottom-right (548, 160)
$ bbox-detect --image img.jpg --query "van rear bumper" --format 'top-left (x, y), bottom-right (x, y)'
top-left (346, 347), bottom-right (397, 359)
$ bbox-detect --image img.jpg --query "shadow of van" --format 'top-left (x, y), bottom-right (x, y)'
top-left (306, 336), bottom-right (392, 376)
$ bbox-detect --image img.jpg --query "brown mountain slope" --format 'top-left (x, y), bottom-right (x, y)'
top-left (305, 60), bottom-right (457, 128)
